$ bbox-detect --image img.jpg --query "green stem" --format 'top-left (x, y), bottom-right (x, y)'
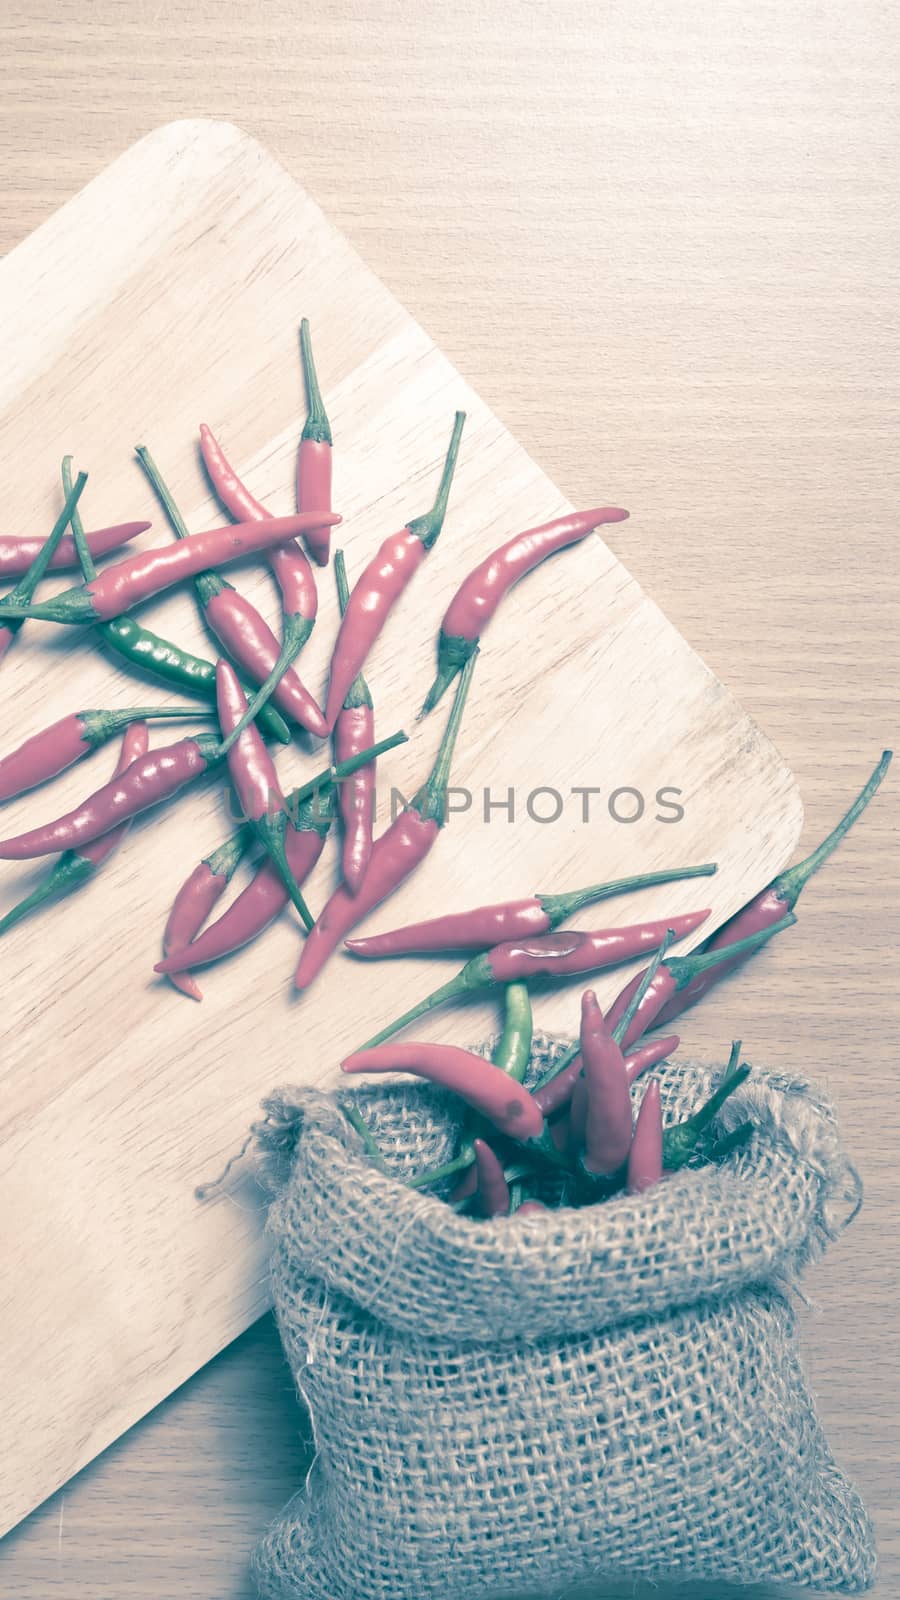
top-left (61, 455), bottom-right (96, 581)
top-left (339, 1101), bottom-right (386, 1170)
top-left (253, 811), bottom-right (314, 930)
top-left (408, 1148), bottom-right (475, 1189)
top-left (334, 549), bottom-right (372, 709)
top-left (772, 751), bottom-right (892, 908)
top-left (669, 912), bottom-right (796, 990)
top-left (539, 863), bottom-right (718, 929)
top-left (4, 472), bottom-right (88, 613)
top-left (215, 612), bottom-right (314, 756)
top-left (0, 854), bottom-right (93, 937)
top-left (357, 949), bottom-right (494, 1050)
top-left (135, 444), bottom-right (228, 606)
top-left (611, 929), bottom-right (676, 1045)
top-left (416, 633), bottom-right (476, 720)
top-left (531, 1041), bottom-right (580, 1098)
top-left (277, 729), bottom-right (409, 817)
top-left (407, 411), bottom-right (466, 549)
top-left (299, 318), bottom-right (333, 445)
top-left (411, 648), bottom-right (478, 825)
top-left (203, 824), bottom-right (255, 880)
top-left (704, 1122), bottom-right (755, 1163)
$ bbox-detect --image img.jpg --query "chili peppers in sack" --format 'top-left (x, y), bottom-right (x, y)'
top-left (294, 648), bottom-right (478, 990)
top-left (323, 411), bottom-right (465, 729)
top-left (419, 505), bottom-right (629, 715)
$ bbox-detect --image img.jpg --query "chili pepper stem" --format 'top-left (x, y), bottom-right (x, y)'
top-left (216, 613), bottom-right (315, 755)
top-left (412, 648), bottom-right (478, 825)
top-left (686, 1062), bottom-right (751, 1133)
top-left (0, 854), bottom-right (93, 936)
top-left (299, 318), bottom-right (333, 445)
top-left (539, 864), bottom-right (717, 928)
top-left (417, 634), bottom-right (476, 719)
top-left (253, 812), bottom-right (315, 931)
top-left (408, 1148), bottom-right (476, 1189)
top-left (61, 456), bottom-right (96, 581)
top-left (339, 1101), bottom-right (386, 1169)
top-left (670, 912), bottom-right (796, 988)
top-left (706, 1122), bottom-right (755, 1161)
top-left (406, 411), bottom-right (466, 550)
top-left (611, 930), bottom-right (676, 1045)
top-left (357, 955), bottom-right (492, 1050)
top-left (772, 750), bottom-right (892, 907)
top-left (4, 471), bottom-right (88, 612)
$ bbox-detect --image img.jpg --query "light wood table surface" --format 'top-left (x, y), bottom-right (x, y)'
top-left (1, 4), bottom-right (897, 1597)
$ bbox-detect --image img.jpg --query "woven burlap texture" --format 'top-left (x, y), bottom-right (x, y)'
top-left (251, 1040), bottom-right (875, 1599)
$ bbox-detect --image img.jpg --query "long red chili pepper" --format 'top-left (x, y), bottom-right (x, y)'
top-left (0, 720), bottom-right (149, 937)
top-left (332, 549), bottom-right (376, 892)
top-left (137, 447), bottom-right (327, 740)
top-left (155, 788), bottom-right (334, 978)
top-left (344, 862), bottom-right (717, 957)
top-left (198, 424), bottom-right (321, 748)
top-left (569, 992), bottom-right (633, 1175)
top-left (0, 512), bottom-right (339, 626)
top-left (0, 705), bottom-right (213, 803)
top-left (341, 1042), bottom-right (546, 1141)
top-left (294, 649), bottom-right (478, 991)
top-left (0, 725), bottom-right (407, 862)
top-left (296, 318), bottom-right (334, 567)
top-left (533, 1032), bottom-right (680, 1118)
top-left (626, 1080), bottom-right (663, 1194)
top-left (161, 826), bottom-right (253, 1001)
top-left (216, 659), bottom-right (314, 929)
top-left (419, 505), bottom-right (630, 716)
top-left (473, 1139), bottom-right (511, 1217)
top-left (323, 411), bottom-right (465, 730)
top-left (0, 518), bottom-right (149, 577)
top-left (604, 913), bottom-right (796, 1046)
top-left (653, 750), bottom-right (893, 1026)
top-left (356, 908), bottom-right (709, 1050)
top-left (1, 474), bottom-right (88, 662)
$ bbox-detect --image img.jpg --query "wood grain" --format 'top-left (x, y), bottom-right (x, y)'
top-left (0, 2), bottom-right (897, 1596)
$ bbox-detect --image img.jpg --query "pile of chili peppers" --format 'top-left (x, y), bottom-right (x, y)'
top-left (0, 322), bottom-right (891, 1222)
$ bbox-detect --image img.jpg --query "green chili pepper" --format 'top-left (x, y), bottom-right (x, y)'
top-left (61, 457), bottom-right (290, 744)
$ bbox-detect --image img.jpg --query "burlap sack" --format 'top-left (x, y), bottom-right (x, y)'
top-left (251, 1040), bottom-right (875, 1599)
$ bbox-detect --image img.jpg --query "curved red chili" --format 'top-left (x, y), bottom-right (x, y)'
top-left (296, 318), bottom-right (334, 567)
top-left (323, 411), bottom-right (465, 729)
top-left (0, 512), bottom-right (339, 626)
top-left (333, 549), bottom-right (376, 892)
top-left (626, 1080), bottom-right (663, 1194)
top-left (0, 705), bottom-right (212, 803)
top-left (294, 649), bottom-right (478, 991)
top-left (340, 1042), bottom-right (545, 1142)
top-left (344, 862), bottom-right (717, 958)
top-left (605, 913), bottom-right (797, 1047)
top-left (653, 750), bottom-right (892, 1026)
top-left (0, 732), bottom-right (221, 859)
top-left (216, 659), bottom-right (314, 929)
top-left (0, 720), bottom-right (149, 938)
top-left (473, 1139), bottom-right (510, 1217)
top-left (357, 908), bottom-right (710, 1050)
top-left (1, 473), bottom-right (88, 662)
top-left (156, 790), bottom-right (333, 978)
top-left (419, 505), bottom-right (629, 715)
top-left (570, 991), bottom-right (632, 1176)
top-left (533, 1032), bottom-right (680, 1119)
top-left (0, 519), bottom-right (149, 577)
top-left (161, 826), bottom-right (253, 1001)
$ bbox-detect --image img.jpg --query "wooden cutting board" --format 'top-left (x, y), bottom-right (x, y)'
top-left (0, 120), bottom-right (802, 1536)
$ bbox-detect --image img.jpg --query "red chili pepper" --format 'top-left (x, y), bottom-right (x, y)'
top-left (0, 512), bottom-right (339, 626)
top-left (216, 659), bottom-right (314, 929)
top-left (653, 750), bottom-right (893, 1027)
top-left (161, 825), bottom-right (253, 1001)
top-left (294, 649), bottom-right (478, 991)
top-left (569, 991), bottom-right (633, 1175)
top-left (449, 1164), bottom-right (479, 1203)
top-left (0, 519), bottom-right (149, 578)
top-left (533, 1033), bottom-right (680, 1119)
top-left (357, 908), bottom-right (709, 1050)
top-left (344, 863), bottom-right (717, 957)
top-left (515, 1200), bottom-right (547, 1217)
top-left (332, 549), bottom-right (376, 892)
top-left (626, 1080), bottom-right (663, 1194)
top-left (323, 412), bottom-right (465, 729)
top-left (155, 789), bottom-right (334, 979)
top-left (473, 1139), bottom-right (511, 1217)
top-left (1, 473), bottom-right (88, 662)
top-left (0, 705), bottom-right (212, 803)
top-left (138, 447), bottom-right (326, 741)
top-left (419, 506), bottom-right (629, 715)
top-left (0, 720), bottom-right (149, 938)
top-left (341, 1041), bottom-right (546, 1141)
top-left (605, 913), bottom-right (796, 1047)
top-left (198, 422), bottom-right (321, 743)
top-left (296, 318), bottom-right (334, 567)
